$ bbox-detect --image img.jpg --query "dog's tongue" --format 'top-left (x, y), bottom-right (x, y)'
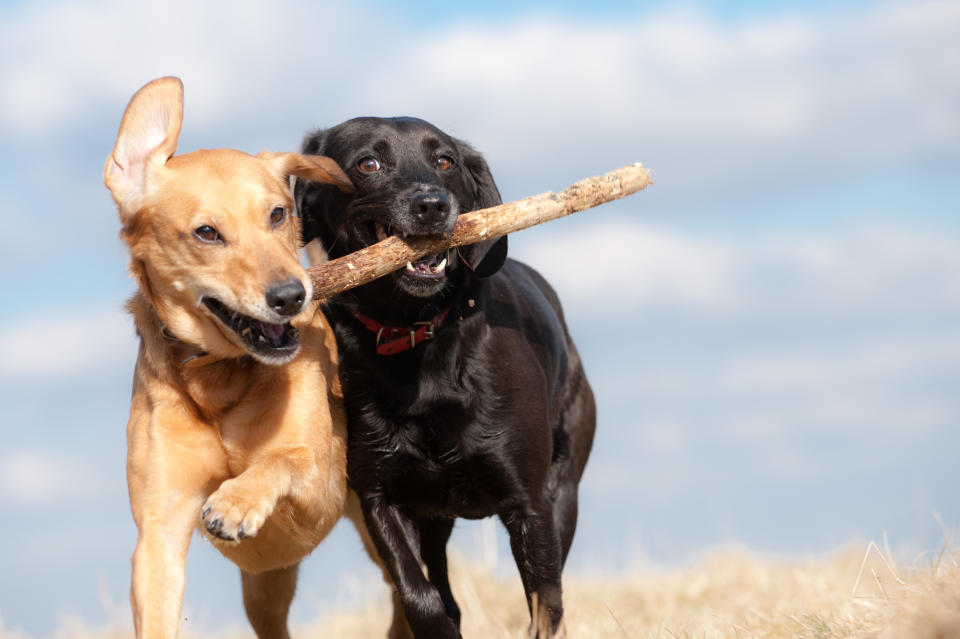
top-left (260, 321), bottom-right (285, 344)
top-left (407, 253), bottom-right (446, 275)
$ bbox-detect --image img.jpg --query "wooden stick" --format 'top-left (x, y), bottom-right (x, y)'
top-left (308, 162), bottom-right (653, 300)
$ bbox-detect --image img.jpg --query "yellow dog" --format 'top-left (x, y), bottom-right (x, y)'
top-left (104, 76), bottom-right (352, 638)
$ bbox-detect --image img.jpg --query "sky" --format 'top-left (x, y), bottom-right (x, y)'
top-left (0, 0), bottom-right (958, 636)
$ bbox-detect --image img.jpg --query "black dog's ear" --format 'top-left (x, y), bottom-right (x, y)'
top-left (294, 129), bottom-right (337, 246)
top-left (300, 128), bottom-right (325, 157)
top-left (457, 139), bottom-right (508, 278)
top-left (469, 234), bottom-right (507, 278)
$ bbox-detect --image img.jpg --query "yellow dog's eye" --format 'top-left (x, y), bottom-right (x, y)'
top-left (194, 225), bottom-right (222, 243)
top-left (435, 156), bottom-right (453, 171)
top-left (358, 157), bottom-right (381, 173)
top-left (270, 206), bottom-right (285, 228)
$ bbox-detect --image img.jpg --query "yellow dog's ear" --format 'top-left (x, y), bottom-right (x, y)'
top-left (260, 152), bottom-right (354, 194)
top-left (104, 76), bottom-right (183, 213)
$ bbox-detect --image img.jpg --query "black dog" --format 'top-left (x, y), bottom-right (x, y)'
top-left (295, 117), bottom-right (595, 638)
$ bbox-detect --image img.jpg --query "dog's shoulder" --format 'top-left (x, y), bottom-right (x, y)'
top-left (477, 259), bottom-right (568, 336)
top-left (290, 302), bottom-right (343, 399)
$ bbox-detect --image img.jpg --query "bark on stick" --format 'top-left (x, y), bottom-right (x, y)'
top-left (309, 162), bottom-right (653, 300)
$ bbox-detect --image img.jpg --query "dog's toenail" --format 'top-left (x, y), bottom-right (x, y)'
top-left (215, 529), bottom-right (235, 542)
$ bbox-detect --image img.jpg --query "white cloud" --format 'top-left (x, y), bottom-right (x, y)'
top-left (1, 0), bottom-right (956, 189)
top-left (520, 221), bottom-right (742, 310)
top-left (525, 220), bottom-right (960, 442)
top-left (519, 221), bottom-right (960, 314)
top-left (718, 338), bottom-right (960, 397)
top-left (0, 308), bottom-right (136, 381)
top-left (355, 1), bottom-right (960, 184)
top-left (0, 0), bottom-right (360, 137)
top-left (710, 336), bottom-right (960, 435)
top-left (608, 335), bottom-right (960, 442)
top-left (0, 450), bottom-right (100, 503)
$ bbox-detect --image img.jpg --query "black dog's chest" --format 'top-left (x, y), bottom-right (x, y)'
top-left (380, 443), bottom-right (507, 519)
top-left (341, 315), bottom-right (514, 518)
top-left (366, 383), bottom-right (510, 518)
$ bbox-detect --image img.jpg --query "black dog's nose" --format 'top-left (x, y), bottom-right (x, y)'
top-left (410, 192), bottom-right (452, 232)
top-left (266, 279), bottom-right (306, 316)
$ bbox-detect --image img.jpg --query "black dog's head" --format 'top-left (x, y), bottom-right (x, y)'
top-left (295, 117), bottom-right (507, 313)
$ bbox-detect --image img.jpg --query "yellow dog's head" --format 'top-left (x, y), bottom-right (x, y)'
top-left (105, 77), bottom-right (352, 365)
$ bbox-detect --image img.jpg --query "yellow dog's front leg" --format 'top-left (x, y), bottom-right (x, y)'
top-left (129, 502), bottom-right (202, 638)
top-left (126, 385), bottom-right (228, 638)
top-left (200, 446), bottom-right (319, 542)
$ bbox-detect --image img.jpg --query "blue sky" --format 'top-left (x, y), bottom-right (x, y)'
top-left (0, 0), bottom-right (958, 636)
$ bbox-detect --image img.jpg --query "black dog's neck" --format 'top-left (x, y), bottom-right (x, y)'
top-left (333, 271), bottom-right (481, 326)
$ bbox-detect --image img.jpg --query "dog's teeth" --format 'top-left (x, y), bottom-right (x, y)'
top-left (407, 262), bottom-right (416, 272)
top-left (437, 258), bottom-right (447, 271)
top-left (258, 334), bottom-right (266, 343)
top-left (240, 327), bottom-right (252, 337)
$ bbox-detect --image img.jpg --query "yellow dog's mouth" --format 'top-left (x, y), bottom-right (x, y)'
top-left (202, 297), bottom-right (299, 362)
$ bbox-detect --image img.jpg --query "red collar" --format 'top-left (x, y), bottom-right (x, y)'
top-left (351, 308), bottom-right (452, 356)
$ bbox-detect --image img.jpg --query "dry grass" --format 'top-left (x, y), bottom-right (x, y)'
top-left (5, 543), bottom-right (959, 639)
top-left (306, 544), bottom-right (960, 639)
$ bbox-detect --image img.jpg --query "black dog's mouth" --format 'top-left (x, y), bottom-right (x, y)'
top-left (202, 297), bottom-right (299, 360)
top-left (404, 253), bottom-right (448, 279)
top-left (372, 222), bottom-right (450, 280)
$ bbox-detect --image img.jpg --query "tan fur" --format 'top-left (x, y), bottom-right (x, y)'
top-left (105, 77), bottom-right (353, 639)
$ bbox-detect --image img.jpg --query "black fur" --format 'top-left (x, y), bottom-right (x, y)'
top-left (296, 117), bottom-right (595, 638)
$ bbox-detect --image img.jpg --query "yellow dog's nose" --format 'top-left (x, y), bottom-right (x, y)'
top-left (266, 279), bottom-right (307, 316)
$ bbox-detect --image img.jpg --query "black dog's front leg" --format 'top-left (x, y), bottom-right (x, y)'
top-left (419, 517), bottom-right (460, 628)
top-left (363, 499), bottom-right (461, 639)
top-left (500, 501), bottom-right (565, 637)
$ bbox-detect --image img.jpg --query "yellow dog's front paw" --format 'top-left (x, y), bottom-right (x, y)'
top-left (201, 479), bottom-right (277, 542)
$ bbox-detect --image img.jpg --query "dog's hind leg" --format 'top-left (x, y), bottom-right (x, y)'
top-left (500, 501), bottom-right (565, 638)
top-left (549, 478), bottom-right (580, 566)
top-left (552, 347), bottom-right (597, 565)
top-left (241, 563), bottom-right (299, 639)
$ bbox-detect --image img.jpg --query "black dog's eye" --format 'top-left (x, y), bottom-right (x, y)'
top-left (270, 206), bottom-right (285, 228)
top-left (435, 156), bottom-right (454, 171)
top-left (194, 225), bottom-right (222, 243)
top-left (358, 157), bottom-right (381, 173)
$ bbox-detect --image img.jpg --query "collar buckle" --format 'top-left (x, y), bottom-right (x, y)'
top-left (355, 309), bottom-right (450, 355)
top-left (413, 320), bottom-right (436, 342)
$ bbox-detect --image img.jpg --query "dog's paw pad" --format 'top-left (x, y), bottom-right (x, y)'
top-left (200, 480), bottom-right (275, 542)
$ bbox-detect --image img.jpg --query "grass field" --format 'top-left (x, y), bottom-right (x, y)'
top-left (305, 545), bottom-right (960, 639)
top-left (10, 541), bottom-right (958, 639)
